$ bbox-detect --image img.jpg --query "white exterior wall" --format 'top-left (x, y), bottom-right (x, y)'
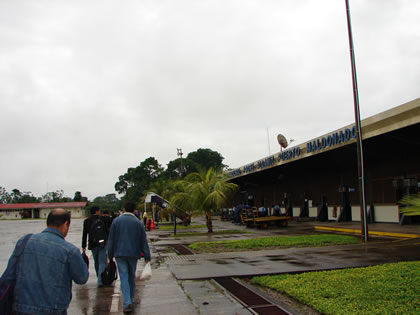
top-left (351, 206), bottom-right (361, 221)
top-left (0, 210), bottom-right (21, 219)
top-left (325, 205), bottom-right (399, 223)
top-left (1, 206), bottom-right (87, 220)
top-left (374, 205), bottom-right (399, 223)
top-left (68, 207), bottom-right (86, 218)
top-left (328, 206), bottom-right (338, 221)
top-left (309, 207), bottom-right (318, 217)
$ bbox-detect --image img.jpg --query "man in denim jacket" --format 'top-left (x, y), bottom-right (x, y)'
top-left (107, 201), bottom-right (151, 313)
top-left (10, 208), bottom-right (88, 314)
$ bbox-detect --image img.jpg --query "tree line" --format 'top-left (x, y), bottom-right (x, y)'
top-left (1, 148), bottom-right (239, 229)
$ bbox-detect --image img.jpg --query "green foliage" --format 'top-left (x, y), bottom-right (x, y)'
top-left (159, 224), bottom-right (206, 230)
top-left (41, 190), bottom-right (72, 202)
top-left (399, 194), bottom-right (420, 216)
top-left (0, 186), bottom-right (11, 203)
top-left (170, 168), bottom-right (238, 233)
top-left (163, 148), bottom-right (226, 179)
top-left (251, 261), bottom-right (420, 315)
top-left (0, 187), bottom-right (88, 204)
top-left (185, 148), bottom-right (225, 173)
top-left (73, 191), bottom-right (88, 202)
top-left (90, 193), bottom-right (122, 214)
top-left (114, 157), bottom-right (164, 201)
top-left (170, 230), bottom-right (251, 237)
top-left (9, 188), bottom-right (40, 203)
top-left (188, 234), bottom-right (359, 253)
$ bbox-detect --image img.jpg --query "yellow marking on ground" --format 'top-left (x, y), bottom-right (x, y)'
top-left (314, 226), bottom-right (420, 239)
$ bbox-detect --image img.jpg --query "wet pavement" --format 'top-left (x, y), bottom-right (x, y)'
top-left (0, 217), bottom-right (419, 314)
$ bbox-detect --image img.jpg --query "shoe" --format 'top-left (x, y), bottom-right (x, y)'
top-left (123, 304), bottom-right (133, 313)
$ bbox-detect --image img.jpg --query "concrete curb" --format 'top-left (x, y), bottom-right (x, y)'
top-left (314, 225), bottom-right (420, 238)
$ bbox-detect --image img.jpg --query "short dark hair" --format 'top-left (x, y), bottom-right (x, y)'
top-left (47, 209), bottom-right (71, 227)
top-left (90, 206), bottom-right (100, 215)
top-left (124, 201), bottom-right (136, 213)
top-left (103, 210), bottom-right (109, 215)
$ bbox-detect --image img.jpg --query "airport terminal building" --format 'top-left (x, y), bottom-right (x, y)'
top-left (228, 98), bottom-right (420, 225)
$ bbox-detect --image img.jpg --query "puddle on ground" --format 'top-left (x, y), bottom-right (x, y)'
top-left (209, 259), bottom-right (232, 265)
top-left (268, 257), bottom-right (289, 261)
top-left (287, 260), bottom-right (315, 267)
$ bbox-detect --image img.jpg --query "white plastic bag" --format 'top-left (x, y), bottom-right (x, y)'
top-left (140, 262), bottom-right (152, 281)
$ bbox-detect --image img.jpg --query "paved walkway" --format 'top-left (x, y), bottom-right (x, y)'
top-left (68, 218), bottom-right (420, 314)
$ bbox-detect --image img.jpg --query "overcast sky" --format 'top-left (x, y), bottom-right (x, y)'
top-left (1, 0), bottom-right (419, 200)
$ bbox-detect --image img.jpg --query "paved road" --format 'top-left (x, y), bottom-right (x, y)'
top-left (1, 218), bottom-right (419, 314)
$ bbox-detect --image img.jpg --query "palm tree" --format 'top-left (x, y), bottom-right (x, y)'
top-left (399, 194), bottom-right (420, 216)
top-left (171, 168), bottom-right (238, 233)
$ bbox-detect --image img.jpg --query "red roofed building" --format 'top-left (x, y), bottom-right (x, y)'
top-left (0, 202), bottom-right (88, 220)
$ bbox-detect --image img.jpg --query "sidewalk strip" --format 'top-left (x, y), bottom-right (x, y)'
top-left (110, 285), bottom-right (120, 313)
top-left (314, 226), bottom-right (420, 238)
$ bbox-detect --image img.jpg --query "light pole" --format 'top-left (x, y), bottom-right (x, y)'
top-left (345, 0), bottom-right (368, 242)
top-left (177, 148), bottom-right (184, 178)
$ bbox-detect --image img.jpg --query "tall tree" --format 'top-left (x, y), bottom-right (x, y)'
top-left (41, 190), bottom-right (71, 202)
top-left (91, 193), bottom-right (122, 213)
top-left (9, 189), bottom-right (39, 203)
top-left (164, 148), bottom-right (226, 179)
top-left (171, 168), bottom-right (238, 232)
top-left (73, 191), bottom-right (88, 202)
top-left (0, 186), bottom-right (11, 204)
top-left (115, 157), bottom-right (164, 201)
top-left (186, 148), bottom-right (225, 173)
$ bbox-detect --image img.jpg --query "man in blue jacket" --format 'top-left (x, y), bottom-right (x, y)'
top-left (10, 208), bottom-right (89, 314)
top-left (107, 201), bottom-right (151, 313)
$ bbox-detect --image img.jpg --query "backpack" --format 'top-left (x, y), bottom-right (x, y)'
top-left (89, 218), bottom-right (107, 247)
top-left (101, 259), bottom-right (117, 285)
top-left (0, 234), bottom-right (32, 315)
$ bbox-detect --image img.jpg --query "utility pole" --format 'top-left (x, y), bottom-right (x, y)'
top-left (345, 0), bottom-right (368, 242)
top-left (177, 148), bottom-right (184, 178)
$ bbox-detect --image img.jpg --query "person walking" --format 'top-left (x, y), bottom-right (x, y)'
top-left (107, 201), bottom-right (151, 313)
top-left (6, 208), bottom-right (89, 314)
top-left (82, 206), bottom-right (108, 287)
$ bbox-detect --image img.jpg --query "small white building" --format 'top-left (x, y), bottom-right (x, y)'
top-left (0, 202), bottom-right (88, 220)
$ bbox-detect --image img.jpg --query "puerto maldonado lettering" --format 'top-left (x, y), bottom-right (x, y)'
top-left (307, 126), bottom-right (356, 153)
top-left (228, 126), bottom-right (356, 178)
top-left (257, 156), bottom-right (275, 169)
top-left (278, 147), bottom-right (301, 162)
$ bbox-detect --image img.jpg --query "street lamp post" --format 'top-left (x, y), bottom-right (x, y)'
top-left (345, 0), bottom-right (368, 242)
top-left (177, 148), bottom-right (184, 178)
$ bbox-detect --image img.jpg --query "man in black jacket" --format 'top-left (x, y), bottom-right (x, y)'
top-left (82, 206), bottom-right (110, 287)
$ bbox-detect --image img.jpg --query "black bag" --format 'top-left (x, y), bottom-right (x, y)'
top-left (101, 260), bottom-right (118, 286)
top-left (89, 218), bottom-right (107, 247)
top-left (0, 234), bottom-right (32, 315)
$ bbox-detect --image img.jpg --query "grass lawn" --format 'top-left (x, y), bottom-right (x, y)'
top-left (159, 224), bottom-right (206, 230)
top-left (170, 229), bottom-right (251, 237)
top-left (251, 261), bottom-right (420, 315)
top-left (188, 234), bottom-right (359, 253)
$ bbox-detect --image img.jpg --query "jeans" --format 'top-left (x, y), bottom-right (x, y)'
top-left (115, 257), bottom-right (138, 308)
top-left (92, 246), bottom-right (106, 285)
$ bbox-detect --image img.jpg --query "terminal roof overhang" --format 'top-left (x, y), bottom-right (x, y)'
top-left (228, 98), bottom-right (420, 182)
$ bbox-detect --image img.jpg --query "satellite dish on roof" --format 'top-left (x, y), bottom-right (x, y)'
top-left (277, 134), bottom-right (288, 149)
